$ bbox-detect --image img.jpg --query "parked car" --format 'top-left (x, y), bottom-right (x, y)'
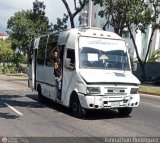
top-left (152, 75), bottom-right (160, 85)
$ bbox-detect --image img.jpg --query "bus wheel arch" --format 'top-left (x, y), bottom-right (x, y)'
top-left (69, 91), bottom-right (86, 119)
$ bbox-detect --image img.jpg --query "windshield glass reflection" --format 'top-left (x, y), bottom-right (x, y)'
top-left (79, 46), bottom-right (130, 70)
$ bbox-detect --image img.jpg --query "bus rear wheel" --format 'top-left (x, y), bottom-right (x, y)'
top-left (70, 95), bottom-right (86, 119)
top-left (118, 107), bottom-right (133, 116)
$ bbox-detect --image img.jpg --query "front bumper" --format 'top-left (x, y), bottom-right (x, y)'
top-left (78, 93), bottom-right (140, 109)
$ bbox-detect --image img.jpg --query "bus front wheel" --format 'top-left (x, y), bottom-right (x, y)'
top-left (70, 95), bottom-right (86, 119)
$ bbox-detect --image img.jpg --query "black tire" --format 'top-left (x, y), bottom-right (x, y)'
top-left (118, 107), bottom-right (133, 116)
top-left (37, 86), bottom-right (46, 103)
top-left (70, 95), bottom-right (86, 119)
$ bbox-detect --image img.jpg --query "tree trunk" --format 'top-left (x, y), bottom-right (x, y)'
top-left (62, 0), bottom-right (86, 29)
top-left (139, 62), bottom-right (146, 82)
top-left (62, 0), bottom-right (75, 28)
top-left (2, 62), bottom-right (5, 74)
top-left (70, 17), bottom-right (75, 28)
top-left (144, 30), bottom-right (154, 63)
top-left (127, 25), bottom-right (147, 82)
top-left (114, 27), bottom-right (120, 35)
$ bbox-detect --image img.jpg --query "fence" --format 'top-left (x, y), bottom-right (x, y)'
top-left (133, 62), bottom-right (160, 81)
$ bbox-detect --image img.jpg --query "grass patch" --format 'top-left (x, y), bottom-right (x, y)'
top-left (6, 73), bottom-right (27, 76)
top-left (0, 73), bottom-right (28, 79)
top-left (139, 85), bottom-right (160, 96)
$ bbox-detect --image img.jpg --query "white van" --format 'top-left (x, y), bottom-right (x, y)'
top-left (28, 27), bottom-right (140, 118)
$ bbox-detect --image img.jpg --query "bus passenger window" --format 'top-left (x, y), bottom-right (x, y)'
top-left (45, 43), bottom-right (57, 66)
top-left (37, 44), bottom-right (45, 65)
top-left (66, 49), bottom-right (75, 66)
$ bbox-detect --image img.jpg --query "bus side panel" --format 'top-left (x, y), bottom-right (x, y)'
top-left (36, 65), bottom-right (46, 93)
top-left (44, 66), bottom-right (57, 100)
top-left (36, 65), bottom-right (57, 99)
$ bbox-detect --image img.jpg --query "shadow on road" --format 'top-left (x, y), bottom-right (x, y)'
top-left (26, 94), bottom-right (131, 120)
top-left (26, 94), bottom-right (71, 116)
top-left (0, 112), bottom-right (19, 119)
top-left (0, 93), bottom-right (131, 120)
top-left (0, 94), bottom-right (45, 109)
top-left (85, 110), bottom-right (131, 120)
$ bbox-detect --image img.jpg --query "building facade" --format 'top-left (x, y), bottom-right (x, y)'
top-left (0, 33), bottom-right (8, 41)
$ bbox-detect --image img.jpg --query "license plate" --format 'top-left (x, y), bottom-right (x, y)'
top-left (111, 102), bottom-right (120, 107)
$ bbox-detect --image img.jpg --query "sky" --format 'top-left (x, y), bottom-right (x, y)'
top-left (0, 0), bottom-right (78, 34)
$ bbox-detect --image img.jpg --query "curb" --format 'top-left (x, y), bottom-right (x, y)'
top-left (139, 91), bottom-right (160, 96)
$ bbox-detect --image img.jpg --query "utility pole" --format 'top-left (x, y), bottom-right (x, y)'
top-left (88, 0), bottom-right (93, 27)
top-left (79, 0), bottom-right (93, 27)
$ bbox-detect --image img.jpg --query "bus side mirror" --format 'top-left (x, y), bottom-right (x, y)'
top-left (65, 58), bottom-right (71, 69)
top-left (132, 63), bottom-right (137, 71)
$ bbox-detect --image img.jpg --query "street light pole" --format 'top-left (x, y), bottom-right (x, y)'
top-left (88, 0), bottom-right (93, 27)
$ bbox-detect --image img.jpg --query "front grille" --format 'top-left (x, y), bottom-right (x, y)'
top-left (104, 87), bottom-right (127, 96)
top-left (105, 93), bottom-right (127, 96)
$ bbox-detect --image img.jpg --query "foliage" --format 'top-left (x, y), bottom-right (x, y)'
top-left (93, 0), bottom-right (160, 34)
top-left (7, 0), bottom-right (53, 54)
top-left (53, 14), bottom-right (68, 32)
top-left (0, 64), bottom-right (28, 74)
top-left (0, 39), bottom-right (13, 63)
top-left (94, 0), bottom-right (160, 81)
top-left (7, 10), bottom-right (33, 53)
top-left (0, 65), bottom-right (17, 74)
top-left (11, 52), bottom-right (27, 66)
top-left (61, 0), bottom-right (89, 28)
top-left (31, 0), bottom-right (52, 35)
top-left (148, 48), bottom-right (160, 62)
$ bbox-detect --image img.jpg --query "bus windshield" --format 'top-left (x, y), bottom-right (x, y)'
top-left (79, 37), bottom-right (130, 71)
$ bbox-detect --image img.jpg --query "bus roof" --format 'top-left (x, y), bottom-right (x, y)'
top-left (33, 27), bottom-right (124, 49)
top-left (58, 27), bottom-right (124, 48)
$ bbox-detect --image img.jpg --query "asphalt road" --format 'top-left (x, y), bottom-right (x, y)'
top-left (0, 76), bottom-right (160, 142)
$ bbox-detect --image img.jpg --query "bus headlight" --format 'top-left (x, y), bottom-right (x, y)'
top-left (87, 87), bottom-right (101, 94)
top-left (130, 88), bottom-right (138, 94)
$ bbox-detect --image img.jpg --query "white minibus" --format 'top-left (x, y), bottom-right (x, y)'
top-left (28, 27), bottom-right (140, 118)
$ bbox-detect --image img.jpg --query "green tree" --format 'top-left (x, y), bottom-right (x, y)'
top-left (7, 10), bottom-right (33, 53)
top-left (148, 48), bottom-right (160, 62)
top-left (7, 0), bottom-right (53, 54)
top-left (31, 0), bottom-right (52, 35)
top-left (0, 39), bottom-right (13, 66)
top-left (53, 13), bottom-right (68, 32)
top-left (11, 52), bottom-right (26, 70)
top-left (94, 0), bottom-right (160, 81)
top-left (61, 0), bottom-right (89, 28)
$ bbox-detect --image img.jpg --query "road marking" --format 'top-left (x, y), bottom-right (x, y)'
top-left (5, 103), bottom-right (23, 116)
top-left (141, 101), bottom-right (160, 108)
top-left (4, 92), bottom-right (8, 94)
